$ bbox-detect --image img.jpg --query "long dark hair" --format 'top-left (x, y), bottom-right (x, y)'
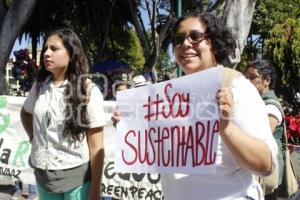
top-left (172, 12), bottom-right (236, 65)
top-left (36, 28), bottom-right (90, 140)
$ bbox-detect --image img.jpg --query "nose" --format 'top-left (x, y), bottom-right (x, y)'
top-left (181, 36), bottom-right (192, 48)
top-left (43, 48), bottom-right (51, 57)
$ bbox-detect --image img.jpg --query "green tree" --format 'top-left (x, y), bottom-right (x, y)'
top-left (0, 0), bottom-right (259, 94)
top-left (107, 29), bottom-right (145, 73)
top-left (246, 0), bottom-right (300, 59)
top-left (252, 0), bottom-right (300, 39)
top-left (264, 18), bottom-right (300, 113)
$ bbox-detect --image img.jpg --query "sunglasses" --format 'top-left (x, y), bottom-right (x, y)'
top-left (172, 30), bottom-right (207, 46)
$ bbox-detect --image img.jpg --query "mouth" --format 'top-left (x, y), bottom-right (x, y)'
top-left (44, 60), bottom-right (53, 65)
top-left (181, 53), bottom-right (197, 59)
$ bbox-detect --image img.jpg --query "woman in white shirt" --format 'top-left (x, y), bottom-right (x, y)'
top-left (113, 12), bottom-right (278, 200)
top-left (20, 28), bottom-right (106, 200)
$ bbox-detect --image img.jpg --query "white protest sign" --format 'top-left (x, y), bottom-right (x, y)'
top-left (101, 101), bottom-right (163, 200)
top-left (115, 67), bottom-right (222, 174)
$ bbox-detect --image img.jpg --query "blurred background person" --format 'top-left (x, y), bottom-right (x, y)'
top-left (244, 59), bottom-right (284, 200)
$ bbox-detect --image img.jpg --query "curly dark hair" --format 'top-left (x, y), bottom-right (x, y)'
top-left (172, 12), bottom-right (236, 65)
top-left (36, 28), bottom-right (90, 141)
top-left (247, 59), bottom-right (278, 89)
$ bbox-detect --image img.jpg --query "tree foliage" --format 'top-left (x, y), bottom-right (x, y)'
top-left (107, 29), bottom-right (145, 73)
top-left (0, 0), bottom-right (258, 94)
top-left (243, 0), bottom-right (300, 112)
top-left (246, 0), bottom-right (300, 60)
top-left (264, 18), bottom-right (300, 113)
top-left (252, 0), bottom-right (300, 39)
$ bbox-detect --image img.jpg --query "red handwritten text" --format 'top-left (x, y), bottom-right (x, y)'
top-left (143, 83), bottom-right (190, 121)
top-left (121, 120), bottom-right (219, 167)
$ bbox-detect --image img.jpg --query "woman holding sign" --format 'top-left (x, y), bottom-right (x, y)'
top-left (20, 29), bottom-right (106, 200)
top-left (113, 12), bottom-right (278, 200)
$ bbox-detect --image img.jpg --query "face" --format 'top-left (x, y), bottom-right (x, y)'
top-left (43, 35), bottom-right (70, 81)
top-left (116, 84), bottom-right (128, 91)
top-left (174, 17), bottom-right (216, 75)
top-left (244, 67), bottom-right (269, 94)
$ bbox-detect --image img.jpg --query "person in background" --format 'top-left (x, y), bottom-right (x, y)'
top-left (112, 11), bottom-right (278, 200)
top-left (113, 80), bottom-right (131, 92)
top-left (132, 75), bottom-right (152, 88)
top-left (111, 75), bottom-right (151, 100)
top-left (244, 59), bottom-right (284, 200)
top-left (109, 80), bottom-right (131, 101)
top-left (20, 28), bottom-right (106, 200)
top-left (115, 83), bottom-right (129, 92)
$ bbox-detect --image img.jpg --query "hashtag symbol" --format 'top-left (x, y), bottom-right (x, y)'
top-left (143, 94), bottom-right (164, 121)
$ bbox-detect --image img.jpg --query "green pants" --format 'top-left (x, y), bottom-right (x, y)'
top-left (36, 181), bottom-right (91, 200)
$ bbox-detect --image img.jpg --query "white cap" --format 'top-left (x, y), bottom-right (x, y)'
top-left (132, 75), bottom-right (151, 87)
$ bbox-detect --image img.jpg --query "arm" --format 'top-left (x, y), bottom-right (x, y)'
top-left (220, 121), bottom-right (272, 174)
top-left (87, 127), bottom-right (104, 200)
top-left (20, 107), bottom-right (33, 141)
top-left (268, 115), bottom-right (279, 133)
top-left (217, 88), bottom-right (273, 174)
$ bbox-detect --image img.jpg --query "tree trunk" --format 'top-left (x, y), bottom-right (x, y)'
top-left (222, 0), bottom-right (257, 66)
top-left (0, 0), bottom-right (37, 94)
top-left (0, 0), bottom-right (8, 27)
top-left (127, 0), bottom-right (175, 82)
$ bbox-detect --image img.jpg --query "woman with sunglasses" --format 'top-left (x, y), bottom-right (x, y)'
top-left (113, 12), bottom-right (278, 200)
top-left (20, 29), bottom-right (106, 200)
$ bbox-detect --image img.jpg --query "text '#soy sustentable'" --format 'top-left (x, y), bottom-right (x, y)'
top-left (122, 83), bottom-right (219, 168)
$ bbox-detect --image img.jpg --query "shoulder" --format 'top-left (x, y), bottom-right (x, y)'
top-left (231, 73), bottom-right (257, 94)
top-left (266, 104), bottom-right (283, 123)
top-left (231, 74), bottom-right (265, 111)
top-left (221, 67), bottom-right (242, 87)
top-left (86, 80), bottom-right (104, 101)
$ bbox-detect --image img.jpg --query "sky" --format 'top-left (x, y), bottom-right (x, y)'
top-left (10, 37), bottom-right (43, 58)
top-left (10, 39), bottom-right (29, 58)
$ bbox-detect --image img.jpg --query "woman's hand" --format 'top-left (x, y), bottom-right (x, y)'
top-left (111, 112), bottom-right (121, 127)
top-left (216, 88), bottom-right (233, 132)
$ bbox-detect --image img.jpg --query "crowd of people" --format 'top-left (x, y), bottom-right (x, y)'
top-left (3, 11), bottom-right (298, 200)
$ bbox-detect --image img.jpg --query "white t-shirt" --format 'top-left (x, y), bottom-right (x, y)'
top-left (266, 104), bottom-right (283, 124)
top-left (23, 78), bottom-right (106, 170)
top-left (161, 74), bottom-right (278, 200)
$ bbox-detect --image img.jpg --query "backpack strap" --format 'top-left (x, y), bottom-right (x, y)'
top-left (221, 67), bottom-right (240, 87)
